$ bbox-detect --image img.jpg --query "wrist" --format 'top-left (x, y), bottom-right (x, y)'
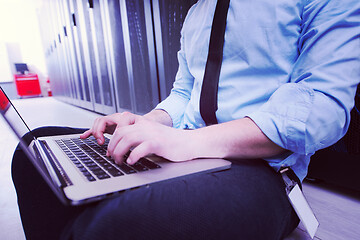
top-left (186, 126), bottom-right (227, 159)
top-left (143, 109), bottom-right (173, 127)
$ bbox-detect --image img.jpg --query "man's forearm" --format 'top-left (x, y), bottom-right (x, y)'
top-left (144, 110), bottom-right (285, 161)
top-left (189, 117), bottom-right (287, 160)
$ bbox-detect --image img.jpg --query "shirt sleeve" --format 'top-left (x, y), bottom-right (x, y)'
top-left (155, 21), bottom-right (196, 128)
top-left (248, 0), bottom-right (360, 155)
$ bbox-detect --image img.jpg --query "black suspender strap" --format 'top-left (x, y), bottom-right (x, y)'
top-left (199, 0), bottom-right (230, 125)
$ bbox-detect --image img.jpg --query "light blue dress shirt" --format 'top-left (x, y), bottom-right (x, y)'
top-left (156, 0), bottom-right (360, 181)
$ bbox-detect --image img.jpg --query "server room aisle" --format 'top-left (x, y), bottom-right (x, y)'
top-left (0, 97), bottom-right (359, 240)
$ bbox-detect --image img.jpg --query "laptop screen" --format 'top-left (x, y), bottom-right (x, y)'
top-left (0, 87), bottom-right (10, 112)
top-left (0, 86), bottom-right (70, 203)
top-left (0, 86), bottom-right (33, 140)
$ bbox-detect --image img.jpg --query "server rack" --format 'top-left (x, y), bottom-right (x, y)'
top-left (51, 1), bottom-right (70, 102)
top-left (103, 0), bottom-right (132, 113)
top-left (58, 0), bottom-right (82, 106)
top-left (121, 0), bottom-right (159, 114)
top-left (38, 0), bottom-right (197, 116)
top-left (152, 0), bottom-right (198, 101)
top-left (87, 0), bottom-right (117, 114)
top-left (70, 0), bottom-right (94, 110)
top-left (55, 0), bottom-right (78, 104)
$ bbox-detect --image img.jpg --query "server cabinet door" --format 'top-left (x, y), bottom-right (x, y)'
top-left (62, 0), bottom-right (87, 106)
top-left (152, 0), bottom-right (198, 101)
top-left (103, 0), bottom-right (132, 113)
top-left (64, 0), bottom-right (85, 106)
top-left (84, 0), bottom-right (117, 114)
top-left (75, 0), bottom-right (99, 111)
top-left (56, 0), bottom-right (80, 106)
top-left (48, 1), bottom-right (69, 100)
top-left (122, 0), bottom-right (159, 114)
top-left (67, 0), bottom-right (94, 110)
top-left (54, 0), bottom-right (78, 104)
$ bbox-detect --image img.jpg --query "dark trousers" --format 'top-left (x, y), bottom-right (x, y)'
top-left (12, 127), bottom-right (299, 240)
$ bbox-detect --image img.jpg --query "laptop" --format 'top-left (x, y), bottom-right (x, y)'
top-left (0, 86), bottom-right (231, 206)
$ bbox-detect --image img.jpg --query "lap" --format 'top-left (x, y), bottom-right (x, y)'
top-left (12, 127), bottom-right (299, 240)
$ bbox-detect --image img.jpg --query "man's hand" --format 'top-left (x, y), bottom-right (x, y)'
top-left (80, 112), bottom-right (142, 145)
top-left (106, 118), bottom-right (194, 165)
top-left (80, 110), bottom-right (195, 165)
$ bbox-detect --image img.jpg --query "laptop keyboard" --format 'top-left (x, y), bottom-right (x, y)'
top-left (55, 136), bottom-right (161, 182)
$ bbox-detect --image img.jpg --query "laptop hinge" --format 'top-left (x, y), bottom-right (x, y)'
top-left (33, 140), bottom-right (72, 187)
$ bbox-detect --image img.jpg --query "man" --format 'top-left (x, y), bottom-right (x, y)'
top-left (12, 0), bottom-right (360, 239)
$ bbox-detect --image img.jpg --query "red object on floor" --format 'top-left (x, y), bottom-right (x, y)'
top-left (46, 78), bottom-right (53, 96)
top-left (14, 73), bottom-right (42, 97)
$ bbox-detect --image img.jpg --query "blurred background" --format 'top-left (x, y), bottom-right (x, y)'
top-left (0, 0), bottom-right (47, 99)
